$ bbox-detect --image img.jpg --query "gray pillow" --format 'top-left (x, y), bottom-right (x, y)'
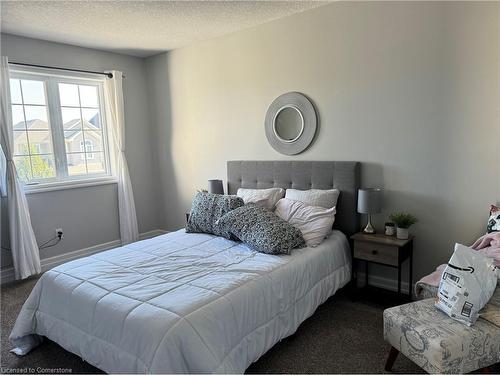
top-left (217, 204), bottom-right (306, 255)
top-left (186, 192), bottom-right (244, 239)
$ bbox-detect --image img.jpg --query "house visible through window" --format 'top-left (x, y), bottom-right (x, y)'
top-left (9, 68), bottom-right (112, 186)
top-left (80, 140), bottom-right (94, 160)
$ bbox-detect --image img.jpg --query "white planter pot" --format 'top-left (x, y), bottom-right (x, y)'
top-left (397, 227), bottom-right (409, 240)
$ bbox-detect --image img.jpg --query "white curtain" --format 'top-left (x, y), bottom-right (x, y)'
top-left (0, 56), bottom-right (41, 279)
top-left (104, 71), bottom-right (138, 245)
top-left (0, 144), bottom-right (6, 197)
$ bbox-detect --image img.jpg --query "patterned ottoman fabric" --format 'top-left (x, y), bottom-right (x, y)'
top-left (383, 299), bottom-right (500, 374)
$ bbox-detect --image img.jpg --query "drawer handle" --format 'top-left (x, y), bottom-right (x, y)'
top-left (371, 250), bottom-right (378, 255)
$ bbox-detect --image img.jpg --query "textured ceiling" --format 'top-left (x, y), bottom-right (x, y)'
top-left (1, 1), bottom-right (328, 57)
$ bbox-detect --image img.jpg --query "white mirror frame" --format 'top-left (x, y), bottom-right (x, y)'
top-left (272, 105), bottom-right (305, 143)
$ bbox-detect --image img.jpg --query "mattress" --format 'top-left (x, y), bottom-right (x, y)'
top-left (10, 229), bottom-right (351, 373)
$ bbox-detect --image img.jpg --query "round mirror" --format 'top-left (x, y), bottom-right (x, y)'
top-left (273, 106), bottom-right (304, 143)
top-left (265, 92), bottom-right (317, 155)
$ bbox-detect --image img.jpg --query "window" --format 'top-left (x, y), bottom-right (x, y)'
top-left (10, 78), bottom-right (56, 181)
top-left (9, 67), bottom-right (113, 188)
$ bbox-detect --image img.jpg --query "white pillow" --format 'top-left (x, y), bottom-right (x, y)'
top-left (285, 188), bottom-right (340, 209)
top-left (237, 188), bottom-right (285, 210)
top-left (275, 198), bottom-right (336, 247)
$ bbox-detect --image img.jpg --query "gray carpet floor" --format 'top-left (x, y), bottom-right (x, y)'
top-left (0, 276), bottom-right (438, 374)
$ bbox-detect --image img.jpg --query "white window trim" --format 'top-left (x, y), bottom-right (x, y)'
top-left (24, 176), bottom-right (118, 194)
top-left (9, 65), bottom-right (117, 193)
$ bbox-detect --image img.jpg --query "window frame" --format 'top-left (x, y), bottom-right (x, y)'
top-left (9, 66), bottom-right (117, 193)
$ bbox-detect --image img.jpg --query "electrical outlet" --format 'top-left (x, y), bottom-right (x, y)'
top-left (56, 228), bottom-right (63, 239)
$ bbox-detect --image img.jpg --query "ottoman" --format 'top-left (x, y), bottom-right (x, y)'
top-left (383, 299), bottom-right (500, 373)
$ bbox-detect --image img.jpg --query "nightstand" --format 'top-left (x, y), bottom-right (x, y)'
top-left (350, 232), bottom-right (414, 301)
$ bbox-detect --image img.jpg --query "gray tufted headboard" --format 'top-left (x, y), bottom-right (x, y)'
top-left (227, 161), bottom-right (361, 236)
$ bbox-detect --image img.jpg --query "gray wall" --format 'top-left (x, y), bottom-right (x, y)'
top-left (1, 34), bottom-right (163, 269)
top-left (146, 1), bottom-right (500, 281)
top-left (145, 53), bottom-right (179, 231)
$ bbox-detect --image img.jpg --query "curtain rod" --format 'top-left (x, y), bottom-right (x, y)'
top-left (9, 62), bottom-right (116, 79)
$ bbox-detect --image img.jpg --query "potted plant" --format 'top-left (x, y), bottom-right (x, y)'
top-left (389, 212), bottom-right (418, 240)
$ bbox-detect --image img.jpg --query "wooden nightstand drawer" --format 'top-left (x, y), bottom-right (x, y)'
top-left (350, 232), bottom-right (414, 301)
top-left (354, 241), bottom-right (398, 266)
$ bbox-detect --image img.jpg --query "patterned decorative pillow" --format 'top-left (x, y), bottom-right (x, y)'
top-left (186, 192), bottom-right (244, 239)
top-left (487, 205), bottom-right (500, 233)
top-left (217, 204), bottom-right (305, 255)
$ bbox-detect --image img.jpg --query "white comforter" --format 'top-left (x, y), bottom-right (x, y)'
top-left (10, 229), bottom-right (351, 373)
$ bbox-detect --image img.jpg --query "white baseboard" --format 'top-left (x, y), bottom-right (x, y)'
top-left (356, 271), bottom-right (413, 295)
top-left (1, 229), bottom-right (168, 285)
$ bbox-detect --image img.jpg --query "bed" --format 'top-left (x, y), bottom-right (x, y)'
top-left (10, 160), bottom-right (360, 373)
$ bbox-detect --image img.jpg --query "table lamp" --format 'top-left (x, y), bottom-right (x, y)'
top-left (357, 188), bottom-right (382, 234)
top-left (208, 179), bottom-right (224, 195)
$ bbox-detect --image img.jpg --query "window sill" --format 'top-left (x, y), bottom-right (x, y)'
top-left (23, 176), bottom-right (118, 194)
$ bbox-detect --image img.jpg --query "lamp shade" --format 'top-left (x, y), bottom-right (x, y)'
top-left (208, 179), bottom-right (224, 194)
top-left (357, 188), bottom-right (382, 214)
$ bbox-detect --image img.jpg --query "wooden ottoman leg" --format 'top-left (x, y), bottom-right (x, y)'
top-left (385, 346), bottom-right (399, 371)
top-left (480, 367), bottom-right (492, 374)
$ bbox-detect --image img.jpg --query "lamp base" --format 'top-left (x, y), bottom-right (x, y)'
top-left (363, 214), bottom-right (376, 234)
